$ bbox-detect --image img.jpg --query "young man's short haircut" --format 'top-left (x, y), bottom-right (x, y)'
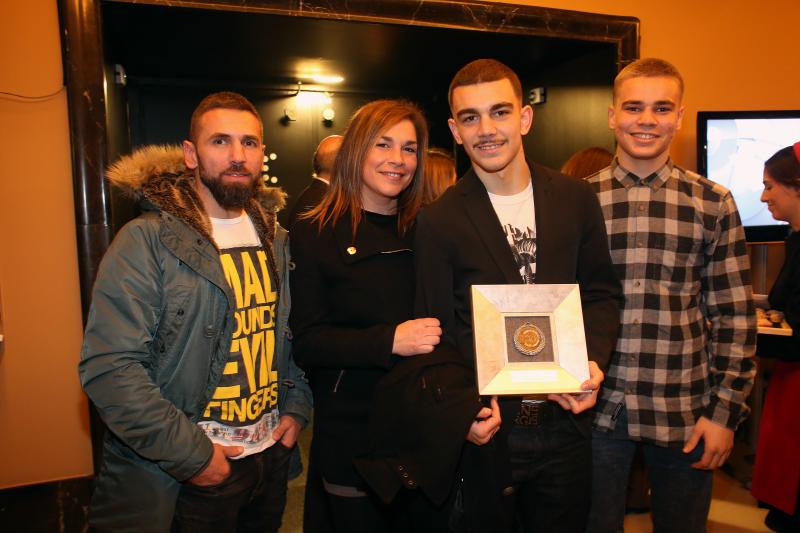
top-left (189, 91), bottom-right (263, 142)
top-left (448, 59), bottom-right (524, 110)
top-left (613, 57), bottom-right (685, 102)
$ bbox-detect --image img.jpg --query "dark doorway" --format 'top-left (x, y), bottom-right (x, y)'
top-left (99, 1), bottom-right (633, 229)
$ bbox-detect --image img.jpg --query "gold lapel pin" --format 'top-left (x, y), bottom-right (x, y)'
top-left (346, 246), bottom-right (357, 255)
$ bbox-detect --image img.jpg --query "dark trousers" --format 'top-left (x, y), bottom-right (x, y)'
top-left (507, 414), bottom-right (592, 533)
top-left (587, 407), bottom-right (712, 533)
top-left (172, 443), bottom-right (292, 533)
top-left (327, 490), bottom-right (391, 533)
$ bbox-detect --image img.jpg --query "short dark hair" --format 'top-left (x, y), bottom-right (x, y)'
top-left (613, 58), bottom-right (684, 102)
top-left (448, 59), bottom-right (523, 110)
top-left (189, 91), bottom-right (262, 143)
top-left (765, 145), bottom-right (800, 189)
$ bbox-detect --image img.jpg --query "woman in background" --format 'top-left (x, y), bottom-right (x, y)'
top-left (751, 142), bottom-right (800, 532)
top-left (560, 146), bottom-right (613, 179)
top-left (421, 147), bottom-right (457, 205)
top-left (290, 99), bottom-right (441, 532)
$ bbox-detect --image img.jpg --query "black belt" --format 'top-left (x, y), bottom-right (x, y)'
top-left (514, 401), bottom-right (563, 427)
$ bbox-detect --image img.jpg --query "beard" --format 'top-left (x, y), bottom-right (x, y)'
top-left (198, 162), bottom-right (260, 210)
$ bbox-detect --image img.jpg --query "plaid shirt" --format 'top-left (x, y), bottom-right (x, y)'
top-left (587, 160), bottom-right (756, 446)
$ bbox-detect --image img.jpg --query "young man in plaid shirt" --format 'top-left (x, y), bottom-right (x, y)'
top-left (585, 58), bottom-right (756, 532)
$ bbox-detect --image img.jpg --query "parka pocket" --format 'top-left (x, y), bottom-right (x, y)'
top-left (153, 284), bottom-right (194, 367)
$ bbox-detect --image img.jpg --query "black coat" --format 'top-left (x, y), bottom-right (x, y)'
top-left (354, 349), bottom-right (480, 506)
top-left (759, 231), bottom-right (800, 360)
top-left (413, 162), bottom-right (623, 531)
top-left (289, 210), bottom-right (414, 486)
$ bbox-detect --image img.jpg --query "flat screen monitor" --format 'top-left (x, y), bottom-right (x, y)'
top-left (697, 110), bottom-right (800, 242)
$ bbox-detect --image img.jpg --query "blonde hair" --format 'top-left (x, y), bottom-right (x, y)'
top-left (614, 58), bottom-right (684, 102)
top-left (305, 99), bottom-right (429, 236)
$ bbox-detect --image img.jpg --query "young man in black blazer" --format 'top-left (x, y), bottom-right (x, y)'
top-left (414, 59), bottom-right (622, 532)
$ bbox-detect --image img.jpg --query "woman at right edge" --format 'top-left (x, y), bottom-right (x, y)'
top-left (751, 142), bottom-right (800, 532)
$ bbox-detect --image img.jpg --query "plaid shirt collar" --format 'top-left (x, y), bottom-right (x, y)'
top-left (611, 158), bottom-right (673, 192)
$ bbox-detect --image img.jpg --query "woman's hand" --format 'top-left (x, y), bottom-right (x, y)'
top-left (392, 318), bottom-right (441, 356)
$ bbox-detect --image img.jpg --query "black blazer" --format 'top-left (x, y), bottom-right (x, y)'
top-left (415, 162), bottom-right (622, 374)
top-left (288, 178), bottom-right (328, 228)
top-left (413, 162), bottom-right (622, 531)
top-left (289, 211), bottom-right (414, 486)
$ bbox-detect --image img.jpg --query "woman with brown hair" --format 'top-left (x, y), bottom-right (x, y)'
top-left (751, 143), bottom-right (800, 532)
top-left (422, 147), bottom-right (457, 205)
top-left (290, 99), bottom-right (442, 532)
top-left (560, 146), bottom-right (613, 179)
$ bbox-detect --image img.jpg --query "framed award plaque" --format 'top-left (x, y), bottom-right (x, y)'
top-left (471, 284), bottom-right (589, 395)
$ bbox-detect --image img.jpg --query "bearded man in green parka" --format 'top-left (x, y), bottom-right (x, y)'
top-left (79, 92), bottom-right (312, 532)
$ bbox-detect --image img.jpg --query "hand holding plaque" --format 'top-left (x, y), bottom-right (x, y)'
top-left (547, 360), bottom-right (603, 414)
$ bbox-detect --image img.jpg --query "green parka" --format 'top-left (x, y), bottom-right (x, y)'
top-left (78, 145), bottom-right (312, 532)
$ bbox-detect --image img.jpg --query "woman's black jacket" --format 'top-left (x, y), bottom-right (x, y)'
top-left (290, 211), bottom-right (414, 486)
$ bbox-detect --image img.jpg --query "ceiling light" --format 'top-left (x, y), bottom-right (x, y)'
top-left (310, 74), bottom-right (344, 84)
top-left (296, 91), bottom-right (330, 106)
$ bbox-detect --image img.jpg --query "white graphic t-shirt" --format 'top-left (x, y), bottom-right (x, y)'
top-left (197, 212), bottom-right (280, 459)
top-left (488, 181), bottom-right (537, 283)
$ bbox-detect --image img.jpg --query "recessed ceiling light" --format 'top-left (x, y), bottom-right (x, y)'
top-left (310, 74), bottom-right (344, 84)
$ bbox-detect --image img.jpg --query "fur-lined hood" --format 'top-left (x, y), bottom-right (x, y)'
top-left (106, 144), bottom-right (286, 248)
top-left (107, 144), bottom-right (286, 211)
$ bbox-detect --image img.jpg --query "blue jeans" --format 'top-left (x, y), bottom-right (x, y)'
top-left (507, 414), bottom-right (592, 532)
top-left (587, 407), bottom-right (712, 533)
top-left (172, 442), bottom-right (292, 533)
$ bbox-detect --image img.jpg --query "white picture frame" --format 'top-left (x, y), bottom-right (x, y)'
top-left (471, 284), bottom-right (589, 395)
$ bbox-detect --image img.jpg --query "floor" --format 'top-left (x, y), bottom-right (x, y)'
top-left (623, 471), bottom-right (769, 532)
top-left (279, 426), bottom-right (770, 532)
top-left (279, 422), bottom-right (311, 533)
